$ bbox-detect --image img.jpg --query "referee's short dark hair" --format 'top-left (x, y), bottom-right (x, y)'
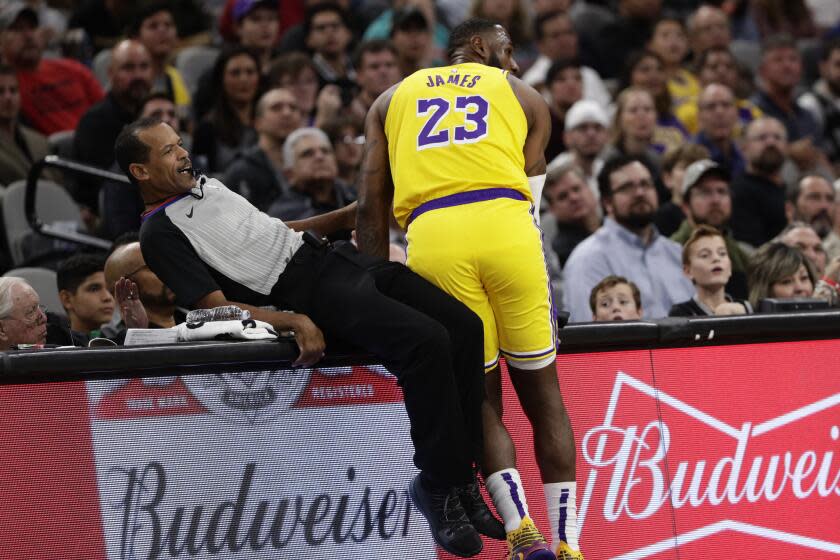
top-left (447, 17), bottom-right (500, 61)
top-left (57, 253), bottom-right (106, 294)
top-left (115, 116), bottom-right (163, 185)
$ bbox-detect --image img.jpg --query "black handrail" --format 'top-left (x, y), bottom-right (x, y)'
top-left (2, 310), bottom-right (840, 385)
top-left (25, 155), bottom-right (130, 251)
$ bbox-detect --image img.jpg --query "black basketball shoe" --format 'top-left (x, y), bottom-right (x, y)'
top-left (409, 474), bottom-right (483, 557)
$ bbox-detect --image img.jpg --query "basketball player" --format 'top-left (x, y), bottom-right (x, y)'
top-left (356, 18), bottom-right (583, 560)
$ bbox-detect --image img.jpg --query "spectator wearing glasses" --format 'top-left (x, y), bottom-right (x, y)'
top-left (563, 154), bottom-right (694, 322)
top-left (675, 46), bottom-right (763, 136)
top-left (268, 127), bottom-right (356, 223)
top-left (305, 3), bottom-right (356, 98)
top-left (0, 277), bottom-right (47, 350)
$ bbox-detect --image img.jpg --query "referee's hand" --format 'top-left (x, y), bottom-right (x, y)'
top-left (292, 314), bottom-right (326, 367)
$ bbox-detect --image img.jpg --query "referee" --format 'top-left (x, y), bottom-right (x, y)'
top-left (114, 117), bottom-right (496, 557)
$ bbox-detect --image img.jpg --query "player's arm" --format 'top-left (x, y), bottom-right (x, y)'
top-left (356, 87), bottom-right (397, 259)
top-left (286, 202), bottom-right (357, 236)
top-left (508, 74), bottom-right (551, 199)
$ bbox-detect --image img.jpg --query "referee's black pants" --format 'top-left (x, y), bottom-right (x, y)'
top-left (271, 241), bottom-right (485, 488)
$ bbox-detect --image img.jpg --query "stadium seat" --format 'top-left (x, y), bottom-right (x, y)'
top-left (92, 48), bottom-right (112, 88)
top-left (48, 130), bottom-right (76, 159)
top-left (175, 45), bottom-right (220, 95)
top-left (3, 267), bottom-right (64, 317)
top-left (2, 180), bottom-right (82, 268)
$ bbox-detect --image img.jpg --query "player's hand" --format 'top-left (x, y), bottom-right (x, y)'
top-left (291, 314), bottom-right (326, 367)
top-left (115, 276), bottom-right (149, 329)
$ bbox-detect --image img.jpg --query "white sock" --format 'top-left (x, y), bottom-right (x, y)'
top-left (486, 468), bottom-right (530, 533)
top-left (545, 481), bottom-right (579, 551)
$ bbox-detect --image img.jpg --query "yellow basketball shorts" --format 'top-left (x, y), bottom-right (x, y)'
top-left (406, 195), bottom-right (557, 372)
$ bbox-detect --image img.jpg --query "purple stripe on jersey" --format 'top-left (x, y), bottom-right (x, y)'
top-left (501, 472), bottom-right (527, 519)
top-left (529, 204), bottom-right (559, 348)
top-left (502, 346), bottom-right (557, 359)
top-left (408, 188), bottom-right (527, 226)
top-left (558, 488), bottom-right (569, 543)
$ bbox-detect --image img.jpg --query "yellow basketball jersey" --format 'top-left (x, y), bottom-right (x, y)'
top-left (384, 62), bottom-right (529, 229)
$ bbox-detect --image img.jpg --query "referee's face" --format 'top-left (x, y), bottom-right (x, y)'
top-left (137, 122), bottom-right (195, 193)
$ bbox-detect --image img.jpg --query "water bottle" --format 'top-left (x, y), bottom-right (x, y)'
top-left (185, 305), bottom-right (251, 323)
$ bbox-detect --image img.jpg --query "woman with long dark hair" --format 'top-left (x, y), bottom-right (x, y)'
top-left (192, 46), bottom-right (261, 174)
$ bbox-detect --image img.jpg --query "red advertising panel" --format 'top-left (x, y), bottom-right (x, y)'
top-left (0, 341), bottom-right (838, 559)
top-left (0, 381), bottom-right (107, 559)
top-left (652, 341), bottom-right (840, 559)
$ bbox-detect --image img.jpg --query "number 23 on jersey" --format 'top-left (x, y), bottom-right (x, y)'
top-left (417, 95), bottom-right (489, 150)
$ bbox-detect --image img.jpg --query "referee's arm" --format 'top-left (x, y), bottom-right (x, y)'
top-left (194, 290), bottom-right (325, 367)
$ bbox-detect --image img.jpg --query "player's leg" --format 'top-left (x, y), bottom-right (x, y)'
top-left (481, 364), bottom-right (558, 560)
top-left (308, 248), bottom-right (482, 556)
top-left (405, 208), bottom-right (509, 540)
top-left (481, 198), bottom-right (583, 558)
top-left (507, 362), bottom-right (581, 559)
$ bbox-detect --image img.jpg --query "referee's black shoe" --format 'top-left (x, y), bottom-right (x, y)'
top-left (458, 479), bottom-right (506, 540)
top-left (410, 474), bottom-right (483, 557)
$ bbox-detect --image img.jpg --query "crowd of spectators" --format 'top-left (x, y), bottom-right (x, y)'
top-left (0, 0), bottom-right (840, 347)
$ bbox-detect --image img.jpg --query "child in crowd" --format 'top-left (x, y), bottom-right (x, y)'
top-left (671, 225), bottom-right (751, 316)
top-left (589, 275), bottom-right (643, 321)
top-left (56, 253), bottom-right (115, 342)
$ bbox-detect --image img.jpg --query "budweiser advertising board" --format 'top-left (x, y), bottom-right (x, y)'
top-left (0, 340), bottom-right (838, 559)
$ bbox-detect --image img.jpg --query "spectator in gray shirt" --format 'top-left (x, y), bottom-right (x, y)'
top-left (563, 154), bottom-right (694, 322)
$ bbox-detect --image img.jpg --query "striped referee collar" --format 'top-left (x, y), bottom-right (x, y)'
top-left (141, 192), bottom-right (191, 222)
top-left (141, 176), bottom-right (207, 222)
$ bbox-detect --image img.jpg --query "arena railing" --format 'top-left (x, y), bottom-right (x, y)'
top-left (2, 310), bottom-right (838, 384)
top-left (24, 154), bottom-right (125, 251)
top-left (1, 312), bottom-right (839, 560)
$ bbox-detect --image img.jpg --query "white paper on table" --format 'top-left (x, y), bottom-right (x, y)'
top-left (123, 328), bottom-right (179, 346)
